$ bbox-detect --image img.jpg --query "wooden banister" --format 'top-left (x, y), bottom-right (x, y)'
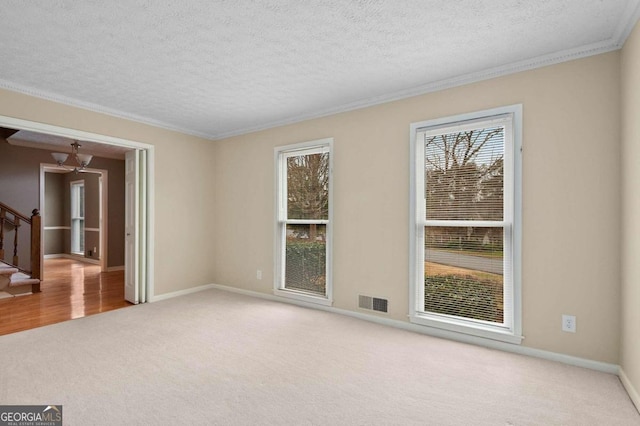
top-left (30, 209), bottom-right (41, 292)
top-left (0, 209), bottom-right (4, 259)
top-left (0, 203), bottom-right (41, 293)
top-left (0, 202), bottom-right (31, 222)
top-left (13, 217), bottom-right (19, 265)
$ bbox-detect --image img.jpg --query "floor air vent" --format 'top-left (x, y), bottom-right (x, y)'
top-left (358, 295), bottom-right (388, 313)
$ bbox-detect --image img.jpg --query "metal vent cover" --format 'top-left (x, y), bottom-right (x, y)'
top-left (358, 295), bottom-right (388, 313)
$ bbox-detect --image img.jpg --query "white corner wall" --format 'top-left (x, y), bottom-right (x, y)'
top-left (621, 19), bottom-right (640, 408)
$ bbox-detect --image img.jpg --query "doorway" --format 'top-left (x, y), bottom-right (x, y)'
top-left (0, 114), bottom-right (154, 306)
top-left (41, 165), bottom-right (109, 272)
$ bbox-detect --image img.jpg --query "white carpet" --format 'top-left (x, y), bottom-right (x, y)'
top-left (0, 288), bottom-right (638, 425)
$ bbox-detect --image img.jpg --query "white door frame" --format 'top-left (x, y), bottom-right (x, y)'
top-left (40, 165), bottom-right (109, 271)
top-left (124, 149), bottom-right (145, 304)
top-left (0, 115), bottom-right (155, 301)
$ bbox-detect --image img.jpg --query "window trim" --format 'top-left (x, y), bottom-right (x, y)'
top-left (409, 105), bottom-right (523, 344)
top-left (273, 138), bottom-right (334, 306)
top-left (70, 180), bottom-right (85, 256)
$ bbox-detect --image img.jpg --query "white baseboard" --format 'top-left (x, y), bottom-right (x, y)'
top-left (207, 283), bottom-right (619, 375)
top-left (149, 283), bottom-right (218, 303)
top-left (45, 255), bottom-right (122, 272)
top-left (106, 265), bottom-right (125, 272)
top-left (125, 280), bottom-right (635, 406)
top-left (620, 368), bottom-right (640, 413)
top-left (44, 253), bottom-right (100, 265)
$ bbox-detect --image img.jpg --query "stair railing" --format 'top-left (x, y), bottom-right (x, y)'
top-left (0, 202), bottom-right (41, 292)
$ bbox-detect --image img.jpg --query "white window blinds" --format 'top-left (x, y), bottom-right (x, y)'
top-left (411, 108), bottom-right (520, 342)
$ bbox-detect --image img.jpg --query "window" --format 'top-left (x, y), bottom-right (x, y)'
top-left (275, 138), bottom-right (333, 305)
top-left (70, 180), bottom-right (85, 255)
top-left (410, 105), bottom-right (522, 344)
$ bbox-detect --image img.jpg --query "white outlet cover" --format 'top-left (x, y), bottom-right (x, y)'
top-left (562, 314), bottom-right (576, 333)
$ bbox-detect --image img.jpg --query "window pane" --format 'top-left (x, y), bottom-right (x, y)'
top-left (71, 220), bottom-right (77, 253)
top-left (287, 152), bottom-right (329, 220)
top-left (424, 226), bottom-right (504, 323)
top-left (79, 219), bottom-right (85, 253)
top-left (71, 218), bottom-right (85, 254)
top-left (79, 185), bottom-right (85, 218)
top-left (70, 182), bottom-right (85, 254)
top-left (285, 224), bottom-right (327, 295)
top-left (424, 127), bottom-right (504, 221)
top-left (71, 185), bottom-right (78, 217)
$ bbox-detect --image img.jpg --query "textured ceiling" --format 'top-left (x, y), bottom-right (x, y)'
top-left (0, 1), bottom-right (639, 140)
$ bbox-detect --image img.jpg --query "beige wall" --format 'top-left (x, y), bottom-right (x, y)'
top-left (213, 52), bottom-right (622, 363)
top-left (0, 89), bottom-right (216, 296)
top-left (0, 47), bottom-right (629, 366)
top-left (621, 20), bottom-right (640, 400)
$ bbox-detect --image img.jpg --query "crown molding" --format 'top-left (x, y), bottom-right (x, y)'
top-left (0, 79), bottom-right (213, 140)
top-left (2, 8), bottom-right (639, 142)
top-left (613, 0), bottom-right (640, 48)
top-left (211, 38), bottom-right (623, 140)
top-left (5, 137), bottom-right (125, 160)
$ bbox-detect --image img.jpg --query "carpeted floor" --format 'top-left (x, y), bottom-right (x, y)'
top-left (0, 288), bottom-right (638, 425)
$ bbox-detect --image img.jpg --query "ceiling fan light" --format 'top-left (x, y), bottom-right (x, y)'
top-left (51, 152), bottom-right (69, 165)
top-left (76, 153), bottom-right (93, 167)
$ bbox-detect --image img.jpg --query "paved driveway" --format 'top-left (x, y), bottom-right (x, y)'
top-left (425, 249), bottom-right (503, 275)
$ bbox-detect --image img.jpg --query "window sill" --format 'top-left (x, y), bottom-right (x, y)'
top-left (273, 288), bottom-right (333, 307)
top-left (410, 313), bottom-right (523, 345)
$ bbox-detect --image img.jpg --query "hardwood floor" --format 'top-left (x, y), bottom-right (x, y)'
top-left (0, 258), bottom-right (131, 336)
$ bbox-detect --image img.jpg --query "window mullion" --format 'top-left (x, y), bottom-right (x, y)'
top-left (425, 220), bottom-right (507, 228)
top-left (285, 219), bottom-right (329, 225)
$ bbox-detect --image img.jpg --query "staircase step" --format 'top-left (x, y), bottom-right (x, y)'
top-left (0, 266), bottom-right (19, 276)
top-left (0, 261), bottom-right (38, 296)
top-left (0, 260), bottom-right (19, 276)
top-left (0, 264), bottom-right (12, 290)
top-left (9, 272), bottom-right (39, 287)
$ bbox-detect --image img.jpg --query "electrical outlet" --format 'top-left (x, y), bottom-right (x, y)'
top-left (256, 270), bottom-right (262, 280)
top-left (562, 314), bottom-right (576, 333)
